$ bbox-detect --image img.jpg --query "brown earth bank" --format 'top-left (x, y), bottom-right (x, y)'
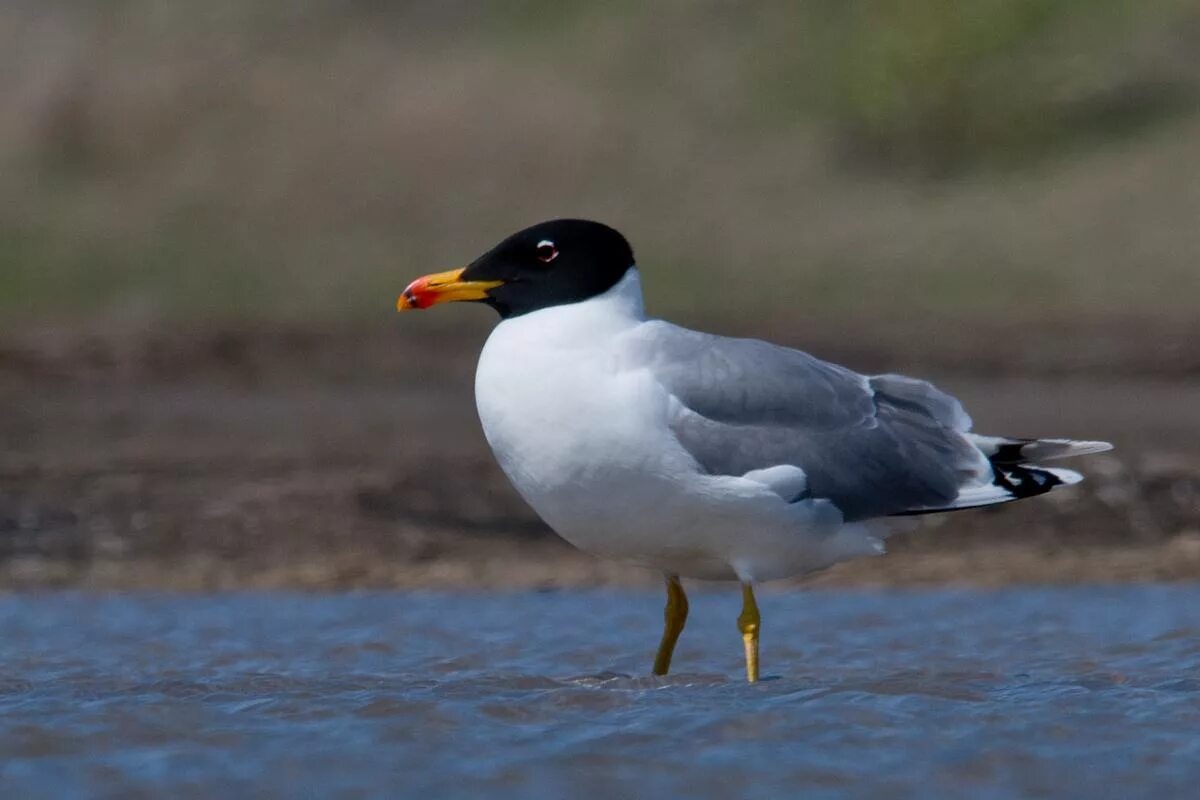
top-left (1, 321), bottom-right (1198, 591)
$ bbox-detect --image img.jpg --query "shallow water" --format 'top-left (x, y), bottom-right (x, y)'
top-left (1, 587), bottom-right (1198, 799)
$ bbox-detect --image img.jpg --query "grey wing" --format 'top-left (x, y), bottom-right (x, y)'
top-left (627, 321), bottom-right (987, 521)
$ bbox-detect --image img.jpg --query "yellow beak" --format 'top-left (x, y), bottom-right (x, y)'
top-left (396, 268), bottom-right (504, 311)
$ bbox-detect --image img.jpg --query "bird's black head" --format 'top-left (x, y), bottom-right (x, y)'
top-left (397, 219), bottom-right (634, 319)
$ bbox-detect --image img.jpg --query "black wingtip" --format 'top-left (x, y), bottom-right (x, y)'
top-left (989, 440), bottom-right (1034, 466)
top-left (990, 463), bottom-right (1063, 500)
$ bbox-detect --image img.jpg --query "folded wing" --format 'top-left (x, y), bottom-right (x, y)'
top-left (626, 321), bottom-right (1090, 522)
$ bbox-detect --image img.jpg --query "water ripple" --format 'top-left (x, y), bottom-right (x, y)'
top-left (0, 586), bottom-right (1198, 799)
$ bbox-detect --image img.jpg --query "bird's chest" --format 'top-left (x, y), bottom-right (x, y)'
top-left (477, 346), bottom-right (630, 482)
top-left (473, 321), bottom-right (675, 520)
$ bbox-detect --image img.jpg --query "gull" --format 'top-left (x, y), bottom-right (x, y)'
top-left (396, 219), bottom-right (1111, 682)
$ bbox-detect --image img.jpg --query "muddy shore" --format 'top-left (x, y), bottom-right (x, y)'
top-left (2, 321), bottom-right (1198, 591)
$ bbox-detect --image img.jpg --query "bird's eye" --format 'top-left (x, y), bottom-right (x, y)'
top-left (536, 240), bottom-right (558, 263)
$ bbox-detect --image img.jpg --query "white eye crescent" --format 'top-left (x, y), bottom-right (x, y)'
top-left (536, 240), bottom-right (559, 263)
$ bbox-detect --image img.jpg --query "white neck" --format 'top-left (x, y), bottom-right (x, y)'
top-left (494, 266), bottom-right (645, 340)
top-left (593, 266), bottom-right (646, 321)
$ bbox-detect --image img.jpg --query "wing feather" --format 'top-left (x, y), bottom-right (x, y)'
top-left (624, 322), bottom-right (987, 521)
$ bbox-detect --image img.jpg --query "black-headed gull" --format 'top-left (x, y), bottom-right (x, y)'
top-left (397, 219), bottom-right (1111, 682)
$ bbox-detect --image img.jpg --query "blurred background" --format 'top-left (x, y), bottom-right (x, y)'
top-left (2, 0), bottom-right (1199, 589)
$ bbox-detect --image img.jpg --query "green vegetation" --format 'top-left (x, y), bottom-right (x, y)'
top-left (776, 0), bottom-right (1196, 173)
top-left (1, 1), bottom-right (1198, 327)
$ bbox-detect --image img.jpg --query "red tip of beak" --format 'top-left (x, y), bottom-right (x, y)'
top-left (397, 277), bottom-right (432, 311)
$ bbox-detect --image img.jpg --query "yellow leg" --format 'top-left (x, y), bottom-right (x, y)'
top-left (737, 582), bottom-right (761, 683)
top-left (652, 574), bottom-right (689, 675)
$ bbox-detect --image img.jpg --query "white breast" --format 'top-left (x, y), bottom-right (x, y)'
top-left (475, 272), bottom-right (691, 542)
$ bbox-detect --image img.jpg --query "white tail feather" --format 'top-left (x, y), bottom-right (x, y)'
top-left (939, 467), bottom-right (1082, 511)
top-left (967, 435), bottom-right (1113, 462)
top-left (1017, 439), bottom-right (1113, 461)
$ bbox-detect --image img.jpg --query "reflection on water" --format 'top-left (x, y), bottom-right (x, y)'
top-left (1, 587), bottom-right (1198, 799)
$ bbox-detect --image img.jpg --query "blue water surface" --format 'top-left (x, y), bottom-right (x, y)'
top-left (1, 586), bottom-right (1198, 799)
